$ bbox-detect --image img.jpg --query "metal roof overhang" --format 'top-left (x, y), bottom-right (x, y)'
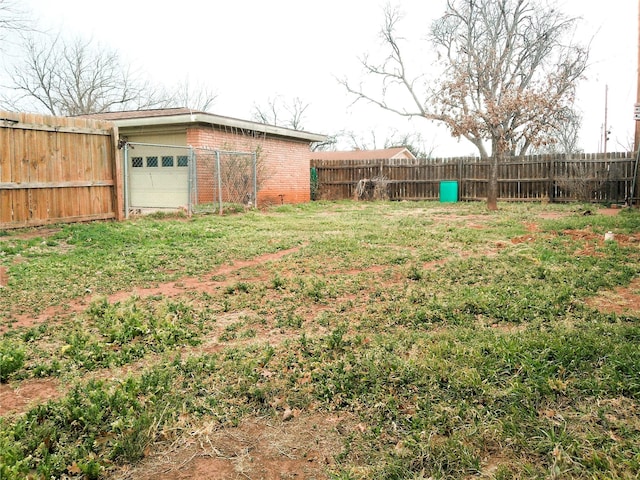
top-left (113, 113), bottom-right (327, 143)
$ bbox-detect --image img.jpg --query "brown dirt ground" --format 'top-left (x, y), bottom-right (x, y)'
top-left (586, 277), bottom-right (640, 316)
top-left (0, 378), bottom-right (61, 416)
top-left (0, 265), bottom-right (7, 288)
top-left (0, 227), bottom-right (62, 241)
top-left (2, 208), bottom-right (639, 479)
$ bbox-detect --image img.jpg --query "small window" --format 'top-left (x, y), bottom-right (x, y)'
top-left (146, 156), bottom-right (158, 167)
top-left (162, 156), bottom-right (174, 167)
top-left (177, 155), bottom-right (189, 167)
top-left (132, 157), bottom-right (143, 168)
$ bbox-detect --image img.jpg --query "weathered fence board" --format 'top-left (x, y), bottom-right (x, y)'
top-left (0, 111), bottom-right (123, 229)
top-left (311, 153), bottom-right (639, 204)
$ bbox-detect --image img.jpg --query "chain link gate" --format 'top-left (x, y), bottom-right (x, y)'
top-left (123, 142), bottom-right (256, 217)
top-left (190, 148), bottom-right (257, 214)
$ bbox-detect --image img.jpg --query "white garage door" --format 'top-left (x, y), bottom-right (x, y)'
top-left (129, 151), bottom-right (190, 209)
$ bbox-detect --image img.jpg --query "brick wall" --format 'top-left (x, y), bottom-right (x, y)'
top-left (187, 126), bottom-right (311, 206)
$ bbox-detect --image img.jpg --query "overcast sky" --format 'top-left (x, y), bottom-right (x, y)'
top-left (13, 0), bottom-right (639, 156)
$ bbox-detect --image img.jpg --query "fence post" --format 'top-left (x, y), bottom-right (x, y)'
top-left (253, 151), bottom-right (258, 208)
top-left (631, 149), bottom-right (640, 207)
top-left (123, 142), bottom-right (130, 219)
top-left (215, 150), bottom-right (223, 215)
top-left (111, 126), bottom-right (125, 221)
top-left (548, 154), bottom-right (555, 203)
top-left (457, 157), bottom-right (463, 200)
top-left (188, 146), bottom-right (195, 216)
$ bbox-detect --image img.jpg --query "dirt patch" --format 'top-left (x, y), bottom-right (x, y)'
top-left (510, 228), bottom-right (640, 250)
top-left (0, 266), bottom-right (7, 288)
top-left (538, 211), bottom-right (570, 219)
top-left (566, 229), bottom-right (640, 257)
top-left (2, 245), bottom-right (305, 334)
top-left (586, 277), bottom-right (640, 316)
top-left (0, 378), bottom-right (61, 416)
top-left (510, 234), bottom-right (538, 244)
top-left (431, 213), bottom-right (492, 223)
top-left (479, 454), bottom-right (511, 478)
top-left (0, 227), bottom-right (61, 241)
top-left (598, 207), bottom-right (623, 216)
top-left (109, 246), bottom-right (304, 304)
top-left (524, 222), bottom-right (540, 232)
top-left (0, 363), bottom-right (159, 418)
top-left (331, 264), bottom-right (388, 276)
top-left (423, 259), bottom-right (450, 270)
top-left (111, 413), bottom-right (356, 480)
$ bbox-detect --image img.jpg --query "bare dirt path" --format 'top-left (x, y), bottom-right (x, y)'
top-left (2, 245), bottom-right (305, 333)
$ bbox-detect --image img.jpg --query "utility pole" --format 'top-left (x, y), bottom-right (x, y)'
top-left (632, 0), bottom-right (640, 206)
top-left (604, 84), bottom-right (609, 155)
top-left (635, 0), bottom-right (640, 153)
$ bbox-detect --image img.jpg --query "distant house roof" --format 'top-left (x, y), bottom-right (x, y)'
top-left (311, 147), bottom-right (416, 161)
top-left (81, 108), bottom-right (327, 143)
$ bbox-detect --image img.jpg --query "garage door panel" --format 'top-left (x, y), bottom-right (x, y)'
top-left (129, 150), bottom-right (190, 209)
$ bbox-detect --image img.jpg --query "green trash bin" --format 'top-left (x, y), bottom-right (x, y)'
top-left (440, 181), bottom-right (458, 203)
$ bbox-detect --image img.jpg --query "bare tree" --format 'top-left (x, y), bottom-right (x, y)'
top-left (551, 109), bottom-right (583, 155)
top-left (533, 108), bottom-right (583, 155)
top-left (311, 132), bottom-right (340, 152)
top-left (344, 129), bottom-right (383, 151)
top-left (252, 95), bottom-right (309, 130)
top-left (4, 33), bottom-right (165, 115)
top-left (0, 0), bottom-right (29, 46)
top-left (341, 129), bottom-right (433, 158)
top-left (342, 1), bottom-right (588, 209)
top-left (615, 134), bottom-right (635, 154)
top-left (384, 131), bottom-right (434, 159)
top-left (162, 77), bottom-right (218, 112)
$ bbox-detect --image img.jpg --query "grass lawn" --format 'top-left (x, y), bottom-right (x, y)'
top-left (0, 201), bottom-right (639, 479)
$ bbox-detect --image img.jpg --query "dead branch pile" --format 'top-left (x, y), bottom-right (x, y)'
top-left (354, 176), bottom-right (390, 201)
top-left (555, 162), bottom-right (609, 202)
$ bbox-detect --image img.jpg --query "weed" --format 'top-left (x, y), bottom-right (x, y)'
top-left (219, 321), bottom-right (243, 341)
top-left (276, 310), bottom-right (304, 329)
top-left (271, 274), bottom-right (286, 290)
top-left (306, 279), bottom-right (327, 302)
top-left (406, 264), bottom-right (423, 281)
top-left (326, 324), bottom-right (349, 352)
top-left (225, 282), bottom-right (251, 295)
top-left (0, 340), bottom-right (25, 382)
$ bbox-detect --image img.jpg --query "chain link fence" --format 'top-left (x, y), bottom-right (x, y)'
top-left (191, 148), bottom-right (257, 214)
top-left (123, 143), bottom-right (256, 216)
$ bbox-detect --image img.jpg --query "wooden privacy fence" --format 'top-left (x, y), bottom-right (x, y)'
top-left (0, 111), bottom-right (122, 229)
top-left (311, 152), bottom-right (639, 204)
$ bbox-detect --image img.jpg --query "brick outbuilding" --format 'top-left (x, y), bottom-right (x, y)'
top-left (87, 108), bottom-right (326, 210)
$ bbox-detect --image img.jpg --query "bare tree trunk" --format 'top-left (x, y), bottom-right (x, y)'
top-left (487, 153), bottom-right (499, 211)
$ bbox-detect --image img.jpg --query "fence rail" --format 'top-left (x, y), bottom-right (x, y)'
top-left (0, 111), bottom-right (122, 229)
top-left (311, 152), bottom-right (638, 204)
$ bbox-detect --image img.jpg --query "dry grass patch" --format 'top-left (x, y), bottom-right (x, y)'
top-left (110, 413), bottom-right (357, 480)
